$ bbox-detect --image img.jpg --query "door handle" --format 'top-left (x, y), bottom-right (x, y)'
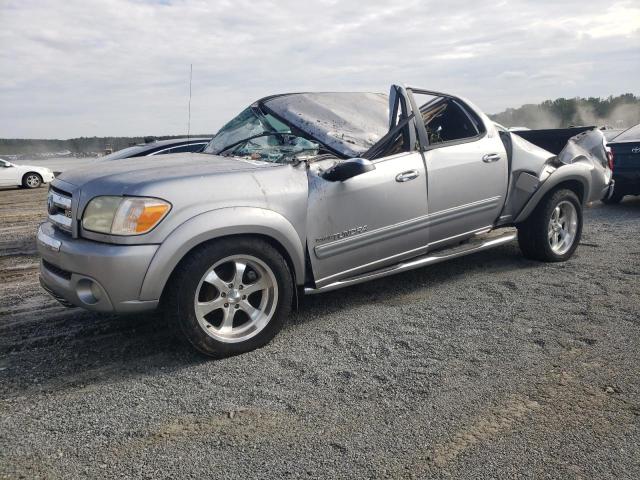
top-left (395, 170), bottom-right (420, 182)
top-left (482, 153), bottom-right (501, 163)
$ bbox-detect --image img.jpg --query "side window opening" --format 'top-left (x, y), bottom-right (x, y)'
top-left (421, 99), bottom-right (480, 144)
top-left (411, 93), bottom-right (485, 147)
top-left (364, 121), bottom-right (411, 160)
top-left (363, 92), bottom-right (413, 160)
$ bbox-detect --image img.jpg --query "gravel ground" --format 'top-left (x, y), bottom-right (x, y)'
top-left (0, 186), bottom-right (638, 479)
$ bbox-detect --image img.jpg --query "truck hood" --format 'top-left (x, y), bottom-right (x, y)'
top-left (50, 151), bottom-right (308, 249)
top-left (56, 153), bottom-right (281, 190)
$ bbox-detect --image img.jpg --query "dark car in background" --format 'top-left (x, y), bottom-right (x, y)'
top-left (604, 124), bottom-right (640, 204)
top-left (101, 137), bottom-right (212, 160)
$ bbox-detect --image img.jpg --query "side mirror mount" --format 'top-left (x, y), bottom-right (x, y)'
top-left (322, 158), bottom-right (375, 182)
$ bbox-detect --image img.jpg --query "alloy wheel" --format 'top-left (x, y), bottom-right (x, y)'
top-left (548, 200), bottom-right (578, 255)
top-left (194, 255), bottom-right (278, 343)
top-left (26, 174), bottom-right (40, 188)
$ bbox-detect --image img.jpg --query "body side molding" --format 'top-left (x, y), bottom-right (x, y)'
top-left (307, 230), bottom-right (517, 294)
top-left (314, 196), bottom-right (501, 259)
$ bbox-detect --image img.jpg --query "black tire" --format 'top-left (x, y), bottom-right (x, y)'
top-left (517, 188), bottom-right (582, 262)
top-left (164, 237), bottom-right (293, 358)
top-left (601, 192), bottom-right (624, 205)
top-left (22, 172), bottom-right (42, 189)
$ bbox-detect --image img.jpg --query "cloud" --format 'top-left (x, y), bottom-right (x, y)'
top-left (0, 0), bottom-right (638, 138)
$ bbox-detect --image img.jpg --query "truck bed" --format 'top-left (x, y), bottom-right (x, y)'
top-left (512, 126), bottom-right (594, 155)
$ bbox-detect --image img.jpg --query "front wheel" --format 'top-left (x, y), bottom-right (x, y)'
top-left (22, 172), bottom-right (42, 189)
top-left (164, 238), bottom-right (293, 358)
top-left (517, 189), bottom-right (582, 262)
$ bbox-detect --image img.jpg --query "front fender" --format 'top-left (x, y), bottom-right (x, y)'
top-left (514, 163), bottom-right (592, 224)
top-left (138, 207), bottom-right (305, 301)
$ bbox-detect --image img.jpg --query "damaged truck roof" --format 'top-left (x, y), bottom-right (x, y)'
top-left (263, 92), bottom-right (389, 158)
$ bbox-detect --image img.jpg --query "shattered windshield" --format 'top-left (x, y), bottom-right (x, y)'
top-left (203, 107), bottom-right (319, 163)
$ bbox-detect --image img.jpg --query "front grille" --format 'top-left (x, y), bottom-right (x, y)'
top-left (42, 259), bottom-right (72, 281)
top-left (47, 188), bottom-right (73, 232)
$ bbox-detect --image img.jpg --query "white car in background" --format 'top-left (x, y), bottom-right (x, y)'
top-left (0, 158), bottom-right (55, 188)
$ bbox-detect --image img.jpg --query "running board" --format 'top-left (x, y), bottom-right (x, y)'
top-left (304, 231), bottom-right (517, 294)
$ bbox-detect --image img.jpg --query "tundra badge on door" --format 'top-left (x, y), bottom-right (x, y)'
top-left (316, 225), bottom-right (368, 243)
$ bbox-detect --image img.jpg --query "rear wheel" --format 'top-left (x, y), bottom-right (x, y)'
top-left (164, 238), bottom-right (293, 358)
top-left (601, 192), bottom-right (624, 204)
top-left (22, 172), bottom-right (42, 189)
top-left (517, 189), bottom-right (582, 262)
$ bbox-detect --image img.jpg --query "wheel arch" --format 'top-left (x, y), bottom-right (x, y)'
top-left (556, 179), bottom-right (585, 203)
top-left (139, 207), bottom-right (306, 302)
top-left (22, 171), bottom-right (43, 185)
top-left (514, 165), bottom-right (590, 224)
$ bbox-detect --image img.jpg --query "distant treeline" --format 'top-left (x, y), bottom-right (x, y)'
top-left (2, 94), bottom-right (639, 155)
top-left (0, 135), bottom-right (212, 156)
top-left (490, 94), bottom-right (640, 129)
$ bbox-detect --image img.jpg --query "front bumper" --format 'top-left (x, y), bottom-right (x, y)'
top-left (37, 222), bottom-right (160, 313)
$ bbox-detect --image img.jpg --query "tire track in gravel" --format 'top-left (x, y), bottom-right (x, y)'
top-left (395, 340), bottom-right (638, 476)
top-left (1, 185), bottom-right (640, 479)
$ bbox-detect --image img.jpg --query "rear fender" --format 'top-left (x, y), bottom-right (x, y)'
top-left (514, 163), bottom-right (591, 223)
top-left (139, 207), bottom-right (305, 301)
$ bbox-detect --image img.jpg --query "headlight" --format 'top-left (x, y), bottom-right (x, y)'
top-left (82, 196), bottom-right (171, 235)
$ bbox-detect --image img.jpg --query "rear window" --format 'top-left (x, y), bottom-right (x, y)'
top-left (164, 143), bottom-right (206, 154)
top-left (101, 145), bottom-right (148, 160)
top-left (612, 124), bottom-right (640, 142)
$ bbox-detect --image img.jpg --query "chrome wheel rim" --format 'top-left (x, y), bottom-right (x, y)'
top-left (548, 200), bottom-right (578, 255)
top-left (194, 255), bottom-right (278, 343)
top-left (26, 175), bottom-right (40, 187)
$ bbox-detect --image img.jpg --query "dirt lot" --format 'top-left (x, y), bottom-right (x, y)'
top-left (1, 186), bottom-right (639, 479)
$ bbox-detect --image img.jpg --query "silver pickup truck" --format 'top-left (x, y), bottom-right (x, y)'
top-left (37, 85), bottom-right (613, 357)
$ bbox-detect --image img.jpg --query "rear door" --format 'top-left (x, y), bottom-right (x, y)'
top-left (407, 88), bottom-right (508, 246)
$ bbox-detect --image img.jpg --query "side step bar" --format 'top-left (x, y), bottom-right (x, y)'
top-left (304, 231), bottom-right (517, 295)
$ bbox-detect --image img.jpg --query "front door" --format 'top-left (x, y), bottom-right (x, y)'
top-left (306, 150), bottom-right (429, 287)
top-left (0, 160), bottom-right (15, 186)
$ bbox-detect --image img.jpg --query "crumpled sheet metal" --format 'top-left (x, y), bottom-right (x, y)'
top-left (264, 92), bottom-right (389, 158)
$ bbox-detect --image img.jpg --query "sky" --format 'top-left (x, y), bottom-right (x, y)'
top-left (1, 0), bottom-right (639, 139)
